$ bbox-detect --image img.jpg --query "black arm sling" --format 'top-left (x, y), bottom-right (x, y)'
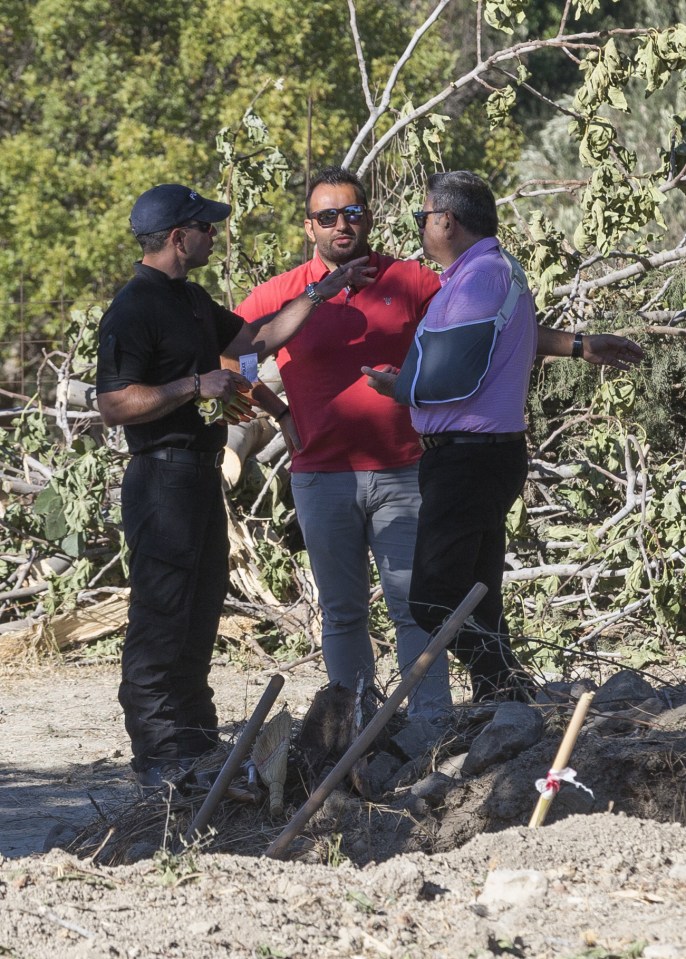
top-left (395, 249), bottom-right (528, 407)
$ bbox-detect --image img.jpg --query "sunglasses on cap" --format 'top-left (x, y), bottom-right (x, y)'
top-left (308, 204), bottom-right (367, 228)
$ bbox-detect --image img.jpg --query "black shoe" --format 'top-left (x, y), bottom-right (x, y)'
top-left (136, 761), bottom-right (192, 796)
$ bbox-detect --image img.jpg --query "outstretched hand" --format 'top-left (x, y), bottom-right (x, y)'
top-left (582, 334), bottom-right (644, 371)
top-left (361, 364), bottom-right (399, 399)
top-left (317, 256), bottom-right (378, 300)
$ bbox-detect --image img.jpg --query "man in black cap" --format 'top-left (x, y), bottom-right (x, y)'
top-left (96, 183), bottom-right (375, 791)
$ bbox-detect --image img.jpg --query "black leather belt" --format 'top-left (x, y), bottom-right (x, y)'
top-left (138, 447), bottom-right (225, 468)
top-left (420, 431), bottom-right (525, 451)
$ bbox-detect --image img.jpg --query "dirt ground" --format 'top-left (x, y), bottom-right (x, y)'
top-left (2, 651), bottom-right (686, 959)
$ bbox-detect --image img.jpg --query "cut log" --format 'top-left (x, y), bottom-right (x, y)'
top-left (223, 416), bottom-right (278, 489)
top-left (61, 379), bottom-right (99, 412)
top-left (0, 593), bottom-right (129, 663)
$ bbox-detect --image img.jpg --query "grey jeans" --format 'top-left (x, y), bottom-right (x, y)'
top-left (290, 465), bottom-right (451, 720)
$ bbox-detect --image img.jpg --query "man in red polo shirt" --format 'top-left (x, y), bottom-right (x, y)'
top-left (235, 167), bottom-right (452, 722)
top-left (235, 166), bottom-right (643, 717)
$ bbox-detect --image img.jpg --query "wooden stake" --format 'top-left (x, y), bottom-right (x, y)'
top-left (528, 690), bottom-right (595, 828)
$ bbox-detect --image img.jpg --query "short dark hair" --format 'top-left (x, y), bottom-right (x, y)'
top-left (136, 229), bottom-right (172, 254)
top-left (306, 166), bottom-right (368, 215)
top-left (427, 171), bottom-right (498, 237)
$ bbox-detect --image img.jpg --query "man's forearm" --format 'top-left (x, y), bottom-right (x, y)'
top-left (97, 379), bottom-right (195, 427)
top-left (536, 325), bottom-right (575, 357)
top-left (536, 326), bottom-right (643, 369)
top-left (246, 293), bottom-right (319, 355)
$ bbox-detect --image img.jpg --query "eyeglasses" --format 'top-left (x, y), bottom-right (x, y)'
top-left (413, 209), bottom-right (451, 231)
top-left (179, 220), bottom-right (213, 233)
top-left (308, 204), bottom-right (367, 228)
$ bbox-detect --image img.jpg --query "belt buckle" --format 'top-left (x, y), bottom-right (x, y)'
top-left (420, 435), bottom-right (436, 451)
top-left (214, 449), bottom-right (224, 468)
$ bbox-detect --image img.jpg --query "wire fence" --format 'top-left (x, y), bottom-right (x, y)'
top-left (1, 281), bottom-right (109, 404)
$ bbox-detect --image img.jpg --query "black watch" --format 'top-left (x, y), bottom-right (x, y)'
top-left (305, 282), bottom-right (325, 307)
top-left (571, 332), bottom-right (584, 360)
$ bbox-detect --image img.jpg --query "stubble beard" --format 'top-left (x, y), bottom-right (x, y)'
top-left (319, 232), bottom-right (371, 266)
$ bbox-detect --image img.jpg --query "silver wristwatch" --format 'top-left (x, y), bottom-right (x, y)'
top-left (305, 282), bottom-right (325, 307)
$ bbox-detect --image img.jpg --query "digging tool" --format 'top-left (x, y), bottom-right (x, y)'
top-left (184, 673), bottom-right (285, 846)
top-left (528, 690), bottom-right (595, 828)
top-left (265, 583), bottom-right (487, 860)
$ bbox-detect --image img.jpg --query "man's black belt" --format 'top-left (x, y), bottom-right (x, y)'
top-left (138, 447), bottom-right (225, 468)
top-left (420, 431), bottom-right (525, 451)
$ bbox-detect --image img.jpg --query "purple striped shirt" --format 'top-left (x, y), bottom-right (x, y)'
top-left (410, 237), bottom-right (537, 435)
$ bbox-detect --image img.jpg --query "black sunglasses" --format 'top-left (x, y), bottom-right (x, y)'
top-left (179, 220), bottom-right (213, 233)
top-left (308, 204), bottom-right (367, 228)
top-left (413, 209), bottom-right (451, 231)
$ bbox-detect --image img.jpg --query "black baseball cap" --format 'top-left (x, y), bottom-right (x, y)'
top-left (130, 183), bottom-right (231, 237)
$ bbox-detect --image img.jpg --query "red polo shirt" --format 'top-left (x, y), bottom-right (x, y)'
top-left (235, 251), bottom-right (440, 472)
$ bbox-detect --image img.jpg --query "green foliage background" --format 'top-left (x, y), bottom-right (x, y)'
top-left (2, 0), bottom-right (686, 670)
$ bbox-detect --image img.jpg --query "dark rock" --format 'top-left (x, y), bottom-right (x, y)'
top-left (409, 771), bottom-right (454, 807)
top-left (384, 756), bottom-right (428, 792)
top-left (536, 681), bottom-right (575, 706)
top-left (594, 671), bottom-right (655, 712)
top-left (43, 822), bottom-right (79, 853)
top-left (365, 751), bottom-right (402, 797)
top-left (570, 678), bottom-right (598, 699)
top-left (462, 703), bottom-right (544, 776)
top-left (556, 779), bottom-right (596, 814)
top-left (592, 696), bottom-right (664, 736)
top-left (390, 716), bottom-right (443, 761)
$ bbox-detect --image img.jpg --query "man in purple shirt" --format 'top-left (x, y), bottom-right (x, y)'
top-left (363, 170), bottom-right (640, 702)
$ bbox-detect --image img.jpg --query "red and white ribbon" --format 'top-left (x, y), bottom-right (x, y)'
top-left (535, 767), bottom-right (594, 801)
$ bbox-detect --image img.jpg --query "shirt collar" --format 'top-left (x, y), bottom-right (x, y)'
top-left (134, 261), bottom-right (188, 290)
top-left (439, 236), bottom-right (500, 287)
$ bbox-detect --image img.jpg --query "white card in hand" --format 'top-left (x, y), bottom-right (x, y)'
top-left (239, 353), bottom-right (258, 383)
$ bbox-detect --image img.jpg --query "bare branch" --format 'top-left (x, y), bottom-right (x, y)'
top-left (565, 597), bottom-right (651, 645)
top-left (503, 562), bottom-right (629, 583)
top-left (344, 0), bottom-right (455, 169)
top-left (552, 246), bottom-right (686, 299)
top-left (594, 434), bottom-right (648, 540)
top-left (354, 28), bottom-right (653, 175)
top-left (476, 0), bottom-right (483, 64)
top-left (347, 0), bottom-right (374, 113)
top-left (557, 0), bottom-right (574, 37)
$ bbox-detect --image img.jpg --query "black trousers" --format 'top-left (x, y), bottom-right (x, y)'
top-left (409, 438), bottom-right (530, 701)
top-left (119, 454), bottom-right (229, 771)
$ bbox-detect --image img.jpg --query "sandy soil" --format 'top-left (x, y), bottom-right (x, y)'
top-left (1, 656), bottom-right (686, 959)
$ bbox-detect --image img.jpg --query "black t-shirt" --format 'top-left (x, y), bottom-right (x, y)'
top-left (96, 263), bottom-right (244, 453)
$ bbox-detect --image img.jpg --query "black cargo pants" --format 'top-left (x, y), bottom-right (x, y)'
top-left (119, 453), bottom-right (229, 771)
